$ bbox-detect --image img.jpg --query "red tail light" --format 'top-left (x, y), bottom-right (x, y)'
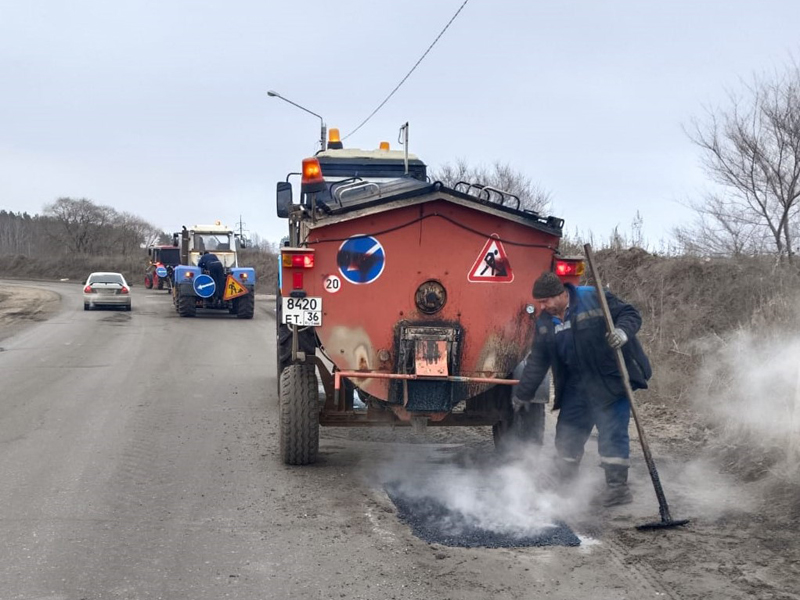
top-left (282, 252), bottom-right (315, 269)
top-left (84, 285), bottom-right (93, 293)
top-left (119, 286), bottom-right (129, 295)
top-left (554, 260), bottom-right (585, 277)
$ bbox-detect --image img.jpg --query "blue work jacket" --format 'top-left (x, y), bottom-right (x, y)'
top-left (515, 284), bottom-right (652, 409)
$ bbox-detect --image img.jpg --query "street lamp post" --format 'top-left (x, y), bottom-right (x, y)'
top-left (267, 90), bottom-right (326, 152)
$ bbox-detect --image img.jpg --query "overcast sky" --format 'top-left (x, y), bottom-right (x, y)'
top-left (2, 0), bottom-right (799, 248)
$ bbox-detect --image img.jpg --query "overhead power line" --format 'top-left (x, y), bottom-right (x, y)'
top-left (342, 0), bottom-right (471, 141)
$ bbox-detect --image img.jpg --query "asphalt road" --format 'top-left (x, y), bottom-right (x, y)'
top-left (1, 280), bottom-right (793, 600)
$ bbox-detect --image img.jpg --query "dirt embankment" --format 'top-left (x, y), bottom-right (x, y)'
top-left (0, 285), bottom-right (61, 342)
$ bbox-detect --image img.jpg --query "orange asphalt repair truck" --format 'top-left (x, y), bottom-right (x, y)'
top-left (275, 127), bottom-right (583, 465)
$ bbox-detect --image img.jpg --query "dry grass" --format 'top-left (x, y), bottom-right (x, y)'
top-left (593, 249), bottom-right (800, 405)
top-left (0, 253), bottom-right (148, 285)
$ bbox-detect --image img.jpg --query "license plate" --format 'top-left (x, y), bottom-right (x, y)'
top-left (282, 296), bottom-right (322, 326)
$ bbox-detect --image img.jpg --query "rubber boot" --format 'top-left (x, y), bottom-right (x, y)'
top-left (599, 464), bottom-right (633, 507)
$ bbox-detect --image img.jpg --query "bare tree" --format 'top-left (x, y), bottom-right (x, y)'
top-left (43, 197), bottom-right (161, 255)
top-left (44, 197), bottom-right (113, 254)
top-left (674, 193), bottom-right (770, 256)
top-left (430, 158), bottom-right (551, 213)
top-left (687, 61), bottom-right (800, 262)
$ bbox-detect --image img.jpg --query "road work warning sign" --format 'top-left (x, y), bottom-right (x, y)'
top-left (468, 237), bottom-right (514, 283)
top-left (223, 275), bottom-right (249, 301)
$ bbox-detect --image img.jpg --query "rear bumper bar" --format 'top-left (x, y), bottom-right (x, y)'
top-left (334, 370), bottom-right (519, 392)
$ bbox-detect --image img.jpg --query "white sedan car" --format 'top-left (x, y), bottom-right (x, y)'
top-left (83, 272), bottom-right (132, 311)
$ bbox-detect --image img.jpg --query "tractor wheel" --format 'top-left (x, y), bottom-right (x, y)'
top-left (279, 363), bottom-right (320, 465)
top-left (177, 292), bottom-right (196, 317)
top-left (235, 293), bottom-right (254, 319)
top-left (157, 279), bottom-right (164, 290)
top-left (144, 275), bottom-right (153, 289)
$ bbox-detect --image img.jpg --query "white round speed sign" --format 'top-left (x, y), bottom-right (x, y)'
top-left (324, 274), bottom-right (341, 293)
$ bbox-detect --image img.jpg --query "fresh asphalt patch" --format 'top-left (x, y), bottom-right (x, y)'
top-left (384, 482), bottom-right (581, 548)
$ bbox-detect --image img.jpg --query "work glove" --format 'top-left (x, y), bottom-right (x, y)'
top-left (606, 327), bottom-right (628, 349)
top-left (511, 395), bottom-right (528, 413)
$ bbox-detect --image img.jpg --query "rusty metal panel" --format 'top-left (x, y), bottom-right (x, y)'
top-left (303, 196), bottom-right (559, 402)
top-left (415, 339), bottom-right (448, 376)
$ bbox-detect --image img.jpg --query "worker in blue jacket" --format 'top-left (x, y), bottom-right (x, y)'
top-left (512, 271), bottom-right (652, 507)
top-left (198, 251), bottom-right (225, 299)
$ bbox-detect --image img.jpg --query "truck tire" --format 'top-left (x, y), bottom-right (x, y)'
top-left (279, 363), bottom-right (320, 465)
top-left (493, 402), bottom-right (545, 450)
top-left (144, 275), bottom-right (153, 289)
top-left (491, 371), bottom-right (549, 451)
top-left (235, 294), bottom-right (254, 319)
top-left (177, 292), bottom-right (196, 317)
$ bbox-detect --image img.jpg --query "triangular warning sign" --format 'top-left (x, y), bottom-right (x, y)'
top-left (223, 275), bottom-right (250, 301)
top-left (468, 237), bottom-right (514, 283)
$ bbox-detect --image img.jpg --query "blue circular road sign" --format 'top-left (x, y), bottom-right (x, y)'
top-left (193, 274), bottom-right (216, 298)
top-left (155, 266), bottom-right (168, 278)
top-left (337, 235), bottom-right (385, 285)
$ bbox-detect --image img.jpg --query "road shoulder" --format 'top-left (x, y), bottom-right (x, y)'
top-left (0, 284), bottom-right (61, 343)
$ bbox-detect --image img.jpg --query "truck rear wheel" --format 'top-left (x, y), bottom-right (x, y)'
top-left (279, 363), bottom-right (320, 465)
top-left (488, 373), bottom-right (548, 452)
top-left (493, 403), bottom-right (545, 451)
top-left (178, 292), bottom-right (196, 317)
top-left (235, 294), bottom-right (254, 319)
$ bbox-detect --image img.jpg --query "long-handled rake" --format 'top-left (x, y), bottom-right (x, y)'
top-left (584, 243), bottom-right (689, 530)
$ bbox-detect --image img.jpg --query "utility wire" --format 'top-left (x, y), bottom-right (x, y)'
top-left (342, 0), bottom-right (471, 141)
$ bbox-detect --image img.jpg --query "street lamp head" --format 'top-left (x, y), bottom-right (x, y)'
top-left (267, 89), bottom-right (326, 151)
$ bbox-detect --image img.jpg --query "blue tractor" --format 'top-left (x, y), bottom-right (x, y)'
top-left (171, 222), bottom-right (256, 319)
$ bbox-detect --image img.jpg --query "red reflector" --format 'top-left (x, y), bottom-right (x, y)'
top-left (83, 285), bottom-right (93, 293)
top-left (292, 272), bottom-right (304, 290)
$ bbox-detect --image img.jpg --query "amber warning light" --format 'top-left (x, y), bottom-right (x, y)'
top-left (301, 157), bottom-right (325, 193)
top-left (555, 259), bottom-right (585, 277)
top-left (327, 128), bottom-right (343, 150)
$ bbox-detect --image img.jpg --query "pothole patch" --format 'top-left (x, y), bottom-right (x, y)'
top-left (385, 482), bottom-right (581, 548)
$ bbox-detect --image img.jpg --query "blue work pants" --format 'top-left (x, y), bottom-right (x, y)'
top-left (555, 389), bottom-right (631, 467)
